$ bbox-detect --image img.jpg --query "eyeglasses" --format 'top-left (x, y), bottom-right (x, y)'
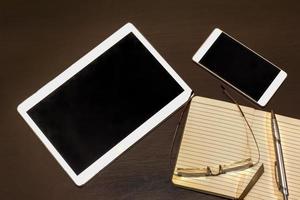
top-left (170, 86), bottom-right (261, 178)
top-left (176, 158), bottom-right (254, 177)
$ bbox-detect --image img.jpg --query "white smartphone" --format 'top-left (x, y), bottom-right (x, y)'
top-left (192, 28), bottom-right (287, 107)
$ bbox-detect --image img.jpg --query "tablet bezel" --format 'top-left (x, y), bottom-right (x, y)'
top-left (17, 23), bottom-right (192, 186)
top-left (192, 28), bottom-right (286, 107)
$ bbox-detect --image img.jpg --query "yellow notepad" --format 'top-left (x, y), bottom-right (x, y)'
top-left (172, 96), bottom-right (300, 200)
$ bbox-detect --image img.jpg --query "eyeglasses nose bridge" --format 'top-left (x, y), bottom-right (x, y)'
top-left (207, 165), bottom-right (224, 176)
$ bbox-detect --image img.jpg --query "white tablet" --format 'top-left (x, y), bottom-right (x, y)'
top-left (192, 28), bottom-right (287, 107)
top-left (17, 23), bottom-right (192, 186)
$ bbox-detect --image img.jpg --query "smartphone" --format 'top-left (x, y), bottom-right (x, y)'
top-left (192, 28), bottom-right (287, 106)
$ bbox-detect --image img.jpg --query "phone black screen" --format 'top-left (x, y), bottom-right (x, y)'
top-left (199, 33), bottom-right (280, 101)
top-left (27, 33), bottom-right (184, 175)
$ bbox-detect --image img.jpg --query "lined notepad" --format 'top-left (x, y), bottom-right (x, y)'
top-left (172, 96), bottom-right (300, 200)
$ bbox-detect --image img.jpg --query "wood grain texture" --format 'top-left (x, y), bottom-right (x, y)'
top-left (1, 0), bottom-right (299, 199)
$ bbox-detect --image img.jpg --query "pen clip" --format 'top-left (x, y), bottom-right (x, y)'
top-left (271, 110), bottom-right (281, 142)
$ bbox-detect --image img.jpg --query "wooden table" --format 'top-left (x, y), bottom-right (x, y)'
top-left (1, 0), bottom-right (300, 199)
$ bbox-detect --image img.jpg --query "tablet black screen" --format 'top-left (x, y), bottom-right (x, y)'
top-left (27, 33), bottom-right (184, 175)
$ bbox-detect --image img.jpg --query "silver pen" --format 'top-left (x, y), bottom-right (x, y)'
top-left (271, 110), bottom-right (289, 200)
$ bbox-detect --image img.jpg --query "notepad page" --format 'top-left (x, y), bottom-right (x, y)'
top-left (246, 110), bottom-right (300, 200)
top-left (172, 96), bottom-right (300, 200)
top-left (172, 96), bottom-right (262, 199)
top-left (243, 109), bottom-right (280, 200)
top-left (277, 114), bottom-right (300, 199)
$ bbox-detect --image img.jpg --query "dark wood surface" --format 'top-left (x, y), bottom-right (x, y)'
top-left (1, 0), bottom-right (300, 199)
